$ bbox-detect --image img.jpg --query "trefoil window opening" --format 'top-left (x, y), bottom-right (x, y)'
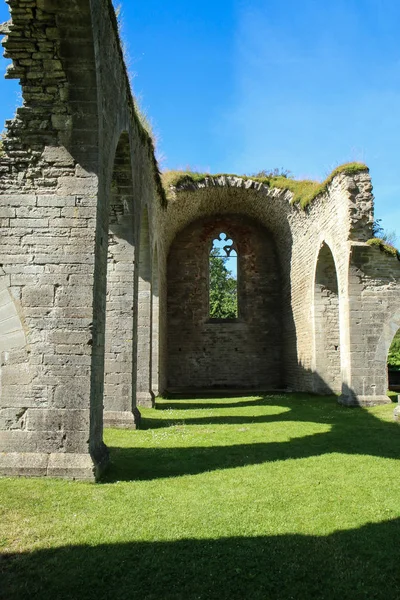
top-left (209, 232), bottom-right (238, 319)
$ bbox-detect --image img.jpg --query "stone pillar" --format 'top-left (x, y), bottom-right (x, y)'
top-left (0, 166), bottom-right (109, 479)
top-left (151, 247), bottom-right (159, 397)
top-left (339, 244), bottom-right (395, 406)
top-left (136, 207), bottom-right (153, 407)
top-left (103, 133), bottom-right (140, 429)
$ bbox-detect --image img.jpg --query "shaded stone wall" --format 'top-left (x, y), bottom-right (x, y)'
top-left (103, 133), bottom-right (136, 428)
top-left (167, 215), bottom-right (283, 389)
top-left (314, 243), bottom-right (341, 393)
top-left (346, 244), bottom-right (400, 404)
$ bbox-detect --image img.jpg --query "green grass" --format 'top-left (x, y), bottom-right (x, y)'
top-left (163, 162), bottom-right (369, 209)
top-left (1, 393), bottom-right (400, 599)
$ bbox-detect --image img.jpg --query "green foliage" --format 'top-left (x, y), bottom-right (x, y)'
top-left (366, 237), bottom-right (400, 259)
top-left (209, 248), bottom-right (237, 319)
top-left (164, 162), bottom-right (369, 209)
top-left (388, 330), bottom-right (400, 369)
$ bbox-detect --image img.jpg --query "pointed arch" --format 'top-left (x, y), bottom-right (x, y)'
top-left (151, 245), bottom-right (160, 397)
top-left (103, 132), bottom-right (138, 428)
top-left (136, 205), bottom-right (154, 407)
top-left (313, 242), bottom-right (342, 393)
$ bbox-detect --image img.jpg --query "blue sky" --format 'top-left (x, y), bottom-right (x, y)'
top-left (0, 0), bottom-right (399, 236)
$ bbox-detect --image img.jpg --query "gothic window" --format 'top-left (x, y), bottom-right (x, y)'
top-left (209, 232), bottom-right (238, 319)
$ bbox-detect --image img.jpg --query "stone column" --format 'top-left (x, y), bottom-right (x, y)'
top-left (339, 243), bottom-right (396, 406)
top-left (151, 247), bottom-right (159, 397)
top-left (136, 207), bottom-right (153, 407)
top-left (0, 162), bottom-right (108, 479)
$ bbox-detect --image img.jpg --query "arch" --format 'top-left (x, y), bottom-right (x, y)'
top-left (313, 242), bottom-right (342, 393)
top-left (166, 214), bottom-right (283, 391)
top-left (373, 308), bottom-right (400, 396)
top-left (387, 326), bottom-right (400, 393)
top-left (103, 132), bottom-right (138, 428)
top-left (374, 308), bottom-right (400, 367)
top-left (136, 205), bottom-right (154, 407)
top-left (151, 245), bottom-right (160, 397)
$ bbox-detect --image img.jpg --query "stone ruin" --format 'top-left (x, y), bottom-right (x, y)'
top-left (0, 0), bottom-right (399, 480)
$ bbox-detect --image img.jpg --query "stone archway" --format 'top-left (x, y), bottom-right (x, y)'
top-left (166, 214), bottom-right (283, 391)
top-left (313, 242), bottom-right (341, 393)
top-left (136, 206), bottom-right (154, 407)
top-left (151, 245), bottom-right (160, 397)
top-left (103, 132), bottom-right (138, 428)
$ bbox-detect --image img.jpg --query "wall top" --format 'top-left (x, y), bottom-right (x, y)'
top-left (163, 162), bottom-right (369, 210)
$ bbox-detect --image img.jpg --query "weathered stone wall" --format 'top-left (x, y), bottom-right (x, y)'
top-left (159, 171), bottom-right (398, 406)
top-left (346, 244), bottom-right (400, 404)
top-left (167, 215), bottom-right (283, 389)
top-left (0, 0), bottom-right (162, 479)
top-left (314, 243), bottom-right (341, 393)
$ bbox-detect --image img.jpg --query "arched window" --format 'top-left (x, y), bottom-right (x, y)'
top-left (209, 232), bottom-right (238, 319)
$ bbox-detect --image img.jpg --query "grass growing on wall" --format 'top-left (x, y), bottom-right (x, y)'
top-left (1, 394), bottom-right (399, 600)
top-left (163, 162), bottom-right (369, 209)
top-left (366, 237), bottom-right (400, 259)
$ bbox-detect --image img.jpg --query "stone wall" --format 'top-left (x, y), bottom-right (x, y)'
top-left (167, 215), bottom-right (283, 390)
top-left (0, 0), bottom-right (162, 479)
top-left (314, 243), bottom-right (341, 393)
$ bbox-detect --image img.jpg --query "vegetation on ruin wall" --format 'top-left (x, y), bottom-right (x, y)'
top-left (366, 237), bottom-right (400, 260)
top-left (163, 162), bottom-right (369, 209)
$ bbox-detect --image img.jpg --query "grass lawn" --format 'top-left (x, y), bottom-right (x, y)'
top-left (1, 393), bottom-right (399, 599)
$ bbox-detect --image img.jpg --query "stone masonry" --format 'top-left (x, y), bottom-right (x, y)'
top-left (0, 0), bottom-right (399, 480)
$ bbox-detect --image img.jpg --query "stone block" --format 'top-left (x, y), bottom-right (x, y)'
top-left (25, 408), bottom-right (90, 432)
top-left (22, 284), bottom-right (54, 307)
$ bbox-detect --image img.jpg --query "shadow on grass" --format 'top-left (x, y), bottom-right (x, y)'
top-left (155, 395), bottom-right (279, 410)
top-left (2, 519), bottom-right (399, 600)
top-left (104, 395), bottom-right (400, 482)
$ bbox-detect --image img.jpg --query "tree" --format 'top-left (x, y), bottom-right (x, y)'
top-left (388, 330), bottom-right (400, 370)
top-left (372, 218), bottom-right (398, 247)
top-left (209, 248), bottom-right (238, 319)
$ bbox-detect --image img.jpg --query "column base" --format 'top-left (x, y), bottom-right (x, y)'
top-left (394, 406), bottom-right (400, 422)
top-left (0, 448), bottom-right (109, 481)
top-left (339, 394), bottom-right (392, 407)
top-left (137, 391), bottom-right (155, 408)
top-left (103, 408), bottom-right (141, 429)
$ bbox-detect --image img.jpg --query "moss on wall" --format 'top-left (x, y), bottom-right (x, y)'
top-left (366, 237), bottom-right (400, 260)
top-left (163, 162), bottom-right (369, 209)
